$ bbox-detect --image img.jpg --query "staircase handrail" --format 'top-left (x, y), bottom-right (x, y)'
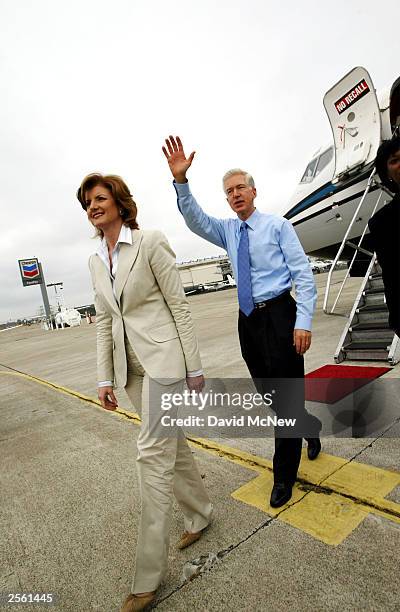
top-left (323, 167), bottom-right (377, 314)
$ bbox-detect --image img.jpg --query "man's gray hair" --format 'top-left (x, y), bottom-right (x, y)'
top-left (222, 168), bottom-right (255, 192)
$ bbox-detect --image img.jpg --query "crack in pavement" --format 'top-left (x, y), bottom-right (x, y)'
top-left (155, 472), bottom-right (329, 608)
top-left (155, 511), bottom-right (283, 608)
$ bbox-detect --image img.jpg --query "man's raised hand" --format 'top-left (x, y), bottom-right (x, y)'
top-left (162, 135), bottom-right (195, 183)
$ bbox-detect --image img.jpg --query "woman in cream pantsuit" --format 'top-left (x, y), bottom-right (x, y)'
top-left (77, 173), bottom-right (213, 612)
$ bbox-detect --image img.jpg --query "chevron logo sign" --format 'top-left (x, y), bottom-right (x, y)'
top-left (18, 258), bottom-right (43, 286)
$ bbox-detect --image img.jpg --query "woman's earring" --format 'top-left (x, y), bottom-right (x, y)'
top-left (119, 209), bottom-right (123, 216)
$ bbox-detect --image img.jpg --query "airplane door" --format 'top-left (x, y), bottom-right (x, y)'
top-left (323, 67), bottom-right (381, 182)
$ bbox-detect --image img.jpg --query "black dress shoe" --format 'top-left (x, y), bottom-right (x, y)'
top-left (270, 482), bottom-right (293, 508)
top-left (307, 437), bottom-right (321, 460)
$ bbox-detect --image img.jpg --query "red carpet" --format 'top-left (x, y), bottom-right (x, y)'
top-left (305, 364), bottom-right (390, 404)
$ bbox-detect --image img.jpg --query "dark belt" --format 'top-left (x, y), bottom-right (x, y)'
top-left (253, 290), bottom-right (291, 309)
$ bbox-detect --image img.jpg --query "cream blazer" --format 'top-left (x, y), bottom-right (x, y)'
top-left (89, 229), bottom-right (202, 388)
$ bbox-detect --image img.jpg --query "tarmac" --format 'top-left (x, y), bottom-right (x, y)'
top-left (1, 271), bottom-right (399, 612)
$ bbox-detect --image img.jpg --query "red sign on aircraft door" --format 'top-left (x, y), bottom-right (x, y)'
top-left (334, 79), bottom-right (371, 115)
top-left (324, 67), bottom-right (381, 181)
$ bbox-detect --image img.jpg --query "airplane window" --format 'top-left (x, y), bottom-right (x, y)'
top-left (300, 158), bottom-right (318, 183)
top-left (315, 147), bottom-right (334, 176)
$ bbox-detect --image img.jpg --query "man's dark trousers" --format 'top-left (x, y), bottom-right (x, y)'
top-left (238, 291), bottom-right (320, 485)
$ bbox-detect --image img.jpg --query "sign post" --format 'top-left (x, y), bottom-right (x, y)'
top-left (18, 258), bottom-right (52, 329)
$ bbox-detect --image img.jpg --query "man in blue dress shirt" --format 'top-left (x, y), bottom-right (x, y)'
top-left (162, 135), bottom-right (321, 508)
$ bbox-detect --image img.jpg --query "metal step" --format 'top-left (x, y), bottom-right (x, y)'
top-left (343, 339), bottom-right (390, 361)
top-left (351, 321), bottom-right (391, 331)
top-left (361, 292), bottom-right (386, 307)
top-left (357, 302), bottom-right (387, 312)
top-left (349, 328), bottom-right (394, 342)
top-left (356, 310), bottom-right (389, 325)
top-left (364, 285), bottom-right (385, 295)
top-left (344, 339), bottom-right (391, 350)
top-left (367, 278), bottom-right (385, 290)
top-left (343, 347), bottom-right (389, 361)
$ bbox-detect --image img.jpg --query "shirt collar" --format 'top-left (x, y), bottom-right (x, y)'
top-left (96, 224), bottom-right (133, 255)
top-left (241, 208), bottom-right (261, 230)
top-left (117, 224), bottom-right (133, 245)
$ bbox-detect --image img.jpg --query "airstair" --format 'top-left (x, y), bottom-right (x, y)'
top-left (323, 171), bottom-right (400, 365)
top-left (333, 258), bottom-right (400, 364)
top-left (323, 170), bottom-right (400, 365)
top-left (322, 66), bottom-right (400, 365)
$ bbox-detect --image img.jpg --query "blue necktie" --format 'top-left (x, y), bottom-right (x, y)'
top-left (237, 221), bottom-right (254, 316)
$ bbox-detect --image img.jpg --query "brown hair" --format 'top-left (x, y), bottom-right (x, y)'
top-left (76, 173), bottom-right (139, 237)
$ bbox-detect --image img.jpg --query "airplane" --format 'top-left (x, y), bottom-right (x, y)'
top-left (283, 67), bottom-right (400, 365)
top-left (284, 66), bottom-right (399, 264)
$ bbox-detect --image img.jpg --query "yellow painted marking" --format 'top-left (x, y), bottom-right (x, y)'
top-left (0, 370), bottom-right (141, 425)
top-left (2, 369), bottom-right (400, 545)
top-left (188, 437), bottom-right (272, 473)
top-left (231, 448), bottom-right (400, 545)
top-left (281, 491), bottom-right (370, 545)
top-left (324, 460), bottom-right (400, 501)
top-left (231, 471), bottom-right (370, 545)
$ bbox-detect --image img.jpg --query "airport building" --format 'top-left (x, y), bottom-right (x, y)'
top-left (177, 255), bottom-right (232, 291)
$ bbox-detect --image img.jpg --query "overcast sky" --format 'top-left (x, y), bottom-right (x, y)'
top-left (1, 0), bottom-right (399, 322)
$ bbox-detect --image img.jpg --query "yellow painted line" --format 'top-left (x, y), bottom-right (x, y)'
top-left (0, 370), bottom-right (141, 425)
top-left (187, 436), bottom-right (273, 472)
top-left (2, 369), bottom-right (400, 545)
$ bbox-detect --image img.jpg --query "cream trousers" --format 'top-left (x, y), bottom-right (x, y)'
top-left (124, 338), bottom-right (213, 594)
